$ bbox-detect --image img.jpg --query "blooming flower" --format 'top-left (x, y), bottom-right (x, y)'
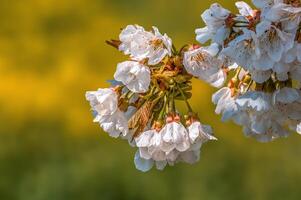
top-left (119, 25), bottom-right (172, 65)
top-left (265, 2), bottom-right (301, 31)
top-left (114, 61), bottom-right (151, 93)
top-left (183, 43), bottom-right (226, 87)
top-left (97, 110), bottom-right (129, 138)
top-left (86, 88), bottom-right (118, 116)
top-left (212, 87), bottom-right (240, 122)
top-left (187, 121), bottom-right (217, 150)
top-left (147, 27), bottom-right (173, 65)
top-left (160, 121), bottom-right (191, 153)
top-left (255, 20), bottom-right (294, 64)
top-left (196, 3), bottom-right (231, 45)
top-left (86, 88), bottom-right (130, 138)
top-left (119, 25), bottom-right (149, 57)
top-left (273, 87), bottom-right (300, 104)
top-left (135, 130), bottom-right (161, 160)
top-left (221, 29), bottom-right (261, 71)
top-left (87, 0), bottom-right (301, 172)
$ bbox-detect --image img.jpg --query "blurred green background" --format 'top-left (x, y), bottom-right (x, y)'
top-left (1, 0), bottom-right (301, 199)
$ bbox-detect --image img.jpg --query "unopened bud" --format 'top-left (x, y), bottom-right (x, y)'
top-left (166, 116), bottom-right (173, 123)
top-left (186, 120), bottom-right (192, 127)
top-left (174, 115), bottom-right (181, 122)
top-left (153, 120), bottom-right (164, 132)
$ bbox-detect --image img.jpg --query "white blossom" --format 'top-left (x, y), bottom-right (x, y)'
top-left (266, 3), bottom-right (301, 31)
top-left (283, 42), bottom-right (301, 63)
top-left (183, 43), bottom-right (226, 87)
top-left (187, 122), bottom-right (217, 150)
top-left (221, 29), bottom-right (261, 71)
top-left (86, 88), bottom-right (130, 138)
top-left (236, 91), bottom-right (272, 112)
top-left (114, 61), bottom-right (151, 93)
top-left (290, 62), bottom-right (301, 82)
top-left (148, 27), bottom-right (172, 65)
top-left (97, 110), bottom-right (129, 138)
top-left (273, 87), bottom-right (300, 104)
top-left (160, 122), bottom-right (191, 153)
top-left (212, 87), bottom-right (240, 122)
top-left (256, 20), bottom-right (295, 64)
top-left (196, 3), bottom-right (231, 45)
top-left (135, 130), bottom-right (159, 160)
top-left (119, 25), bottom-right (149, 57)
top-left (236, 1), bottom-right (254, 17)
top-left (119, 25), bottom-right (172, 65)
top-left (249, 70), bottom-right (272, 83)
top-left (86, 88), bottom-right (118, 116)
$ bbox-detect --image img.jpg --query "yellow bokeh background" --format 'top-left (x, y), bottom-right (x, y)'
top-left (1, 0), bottom-right (301, 199)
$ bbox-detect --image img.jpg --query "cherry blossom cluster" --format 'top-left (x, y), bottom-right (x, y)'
top-left (86, 25), bottom-right (217, 172)
top-left (86, 0), bottom-right (301, 172)
top-left (193, 0), bottom-right (301, 142)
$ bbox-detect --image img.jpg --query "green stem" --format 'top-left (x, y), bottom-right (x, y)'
top-left (168, 86), bottom-right (176, 113)
top-left (177, 84), bottom-right (193, 112)
top-left (142, 85), bottom-right (156, 100)
top-left (158, 95), bottom-right (168, 120)
top-left (178, 44), bottom-right (189, 54)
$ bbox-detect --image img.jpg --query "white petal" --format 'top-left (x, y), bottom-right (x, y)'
top-left (148, 48), bottom-right (168, 65)
top-left (161, 122), bottom-right (190, 152)
top-left (236, 91), bottom-right (272, 111)
top-left (236, 1), bottom-right (254, 17)
top-left (252, 0), bottom-right (271, 9)
top-left (114, 61), bottom-right (151, 93)
top-left (297, 44), bottom-right (301, 62)
top-left (86, 88), bottom-right (118, 116)
top-left (254, 55), bottom-right (274, 70)
top-left (180, 150), bottom-right (200, 164)
top-left (155, 161), bottom-right (167, 170)
top-left (297, 123), bottom-right (301, 134)
top-left (212, 87), bottom-right (230, 105)
top-left (206, 43), bottom-right (220, 57)
top-left (250, 70), bottom-right (271, 83)
top-left (276, 72), bottom-right (289, 81)
top-left (99, 110), bottom-right (129, 138)
top-left (256, 21), bottom-right (272, 37)
top-left (135, 130), bottom-right (155, 147)
top-left (195, 27), bottom-right (212, 44)
top-left (134, 151), bottom-right (154, 172)
top-left (213, 26), bottom-right (229, 44)
top-left (139, 148), bottom-right (152, 160)
top-left (273, 88), bottom-right (300, 104)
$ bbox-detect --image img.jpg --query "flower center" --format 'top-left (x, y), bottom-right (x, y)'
top-left (191, 52), bottom-right (206, 65)
top-left (150, 39), bottom-right (164, 50)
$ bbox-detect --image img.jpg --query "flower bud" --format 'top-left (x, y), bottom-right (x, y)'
top-left (174, 115), bottom-right (181, 122)
top-left (166, 116), bottom-right (173, 123)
